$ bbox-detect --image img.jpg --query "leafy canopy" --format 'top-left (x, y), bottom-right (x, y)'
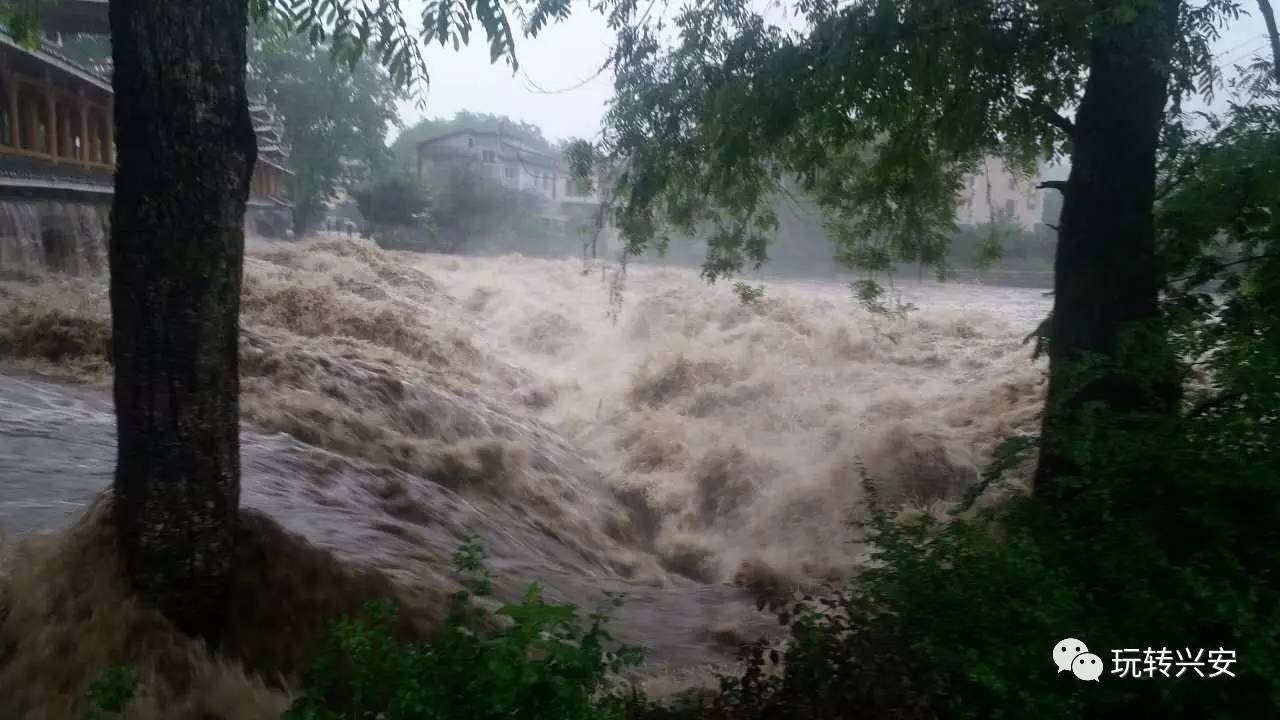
top-left (249, 19), bottom-right (402, 228)
top-left (259, 0), bottom-right (576, 99)
top-left (587, 0), bottom-right (1237, 283)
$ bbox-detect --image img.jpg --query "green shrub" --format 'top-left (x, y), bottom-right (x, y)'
top-left (284, 537), bottom-right (644, 720)
top-left (703, 393), bottom-right (1280, 719)
top-left (85, 666), bottom-right (138, 720)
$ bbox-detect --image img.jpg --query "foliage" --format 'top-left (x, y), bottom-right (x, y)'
top-left (46, 21), bottom-right (405, 236)
top-left (686, 358), bottom-right (1280, 718)
top-left (6, 0), bottom-right (578, 106)
top-left (249, 20), bottom-right (403, 231)
top-left (284, 539), bottom-right (643, 720)
top-left (392, 111), bottom-right (555, 171)
top-left (672, 80), bottom-right (1280, 720)
top-left (425, 162), bottom-right (553, 253)
top-left (730, 281), bottom-right (763, 305)
top-left (85, 666), bottom-right (138, 720)
top-left (353, 174), bottom-right (430, 227)
top-left (589, 0), bottom-right (1233, 283)
top-left (950, 223), bottom-right (1058, 273)
top-left (256, 0), bottom-right (574, 99)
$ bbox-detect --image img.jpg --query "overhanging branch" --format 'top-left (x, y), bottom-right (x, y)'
top-left (1017, 95), bottom-right (1075, 138)
top-left (1044, 110), bottom-right (1076, 137)
top-left (1038, 180), bottom-right (1068, 192)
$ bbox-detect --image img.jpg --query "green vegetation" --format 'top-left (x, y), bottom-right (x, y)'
top-left (353, 174), bottom-right (430, 227)
top-left (353, 164), bottom-right (560, 253)
top-left (248, 21), bottom-right (403, 232)
top-left (14, 0), bottom-right (1280, 718)
top-left (283, 538), bottom-right (644, 720)
top-left (85, 666), bottom-right (138, 720)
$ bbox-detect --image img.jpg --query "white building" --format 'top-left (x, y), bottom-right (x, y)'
top-left (415, 128), bottom-right (609, 233)
top-left (955, 156), bottom-right (1044, 231)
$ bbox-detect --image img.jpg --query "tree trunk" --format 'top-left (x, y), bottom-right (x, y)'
top-left (1033, 0), bottom-right (1182, 498)
top-left (1258, 0), bottom-right (1280, 86)
top-left (108, 0), bottom-right (256, 639)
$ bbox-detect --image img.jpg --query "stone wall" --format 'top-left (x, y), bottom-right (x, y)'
top-left (0, 198), bottom-right (110, 277)
top-left (0, 198), bottom-right (300, 279)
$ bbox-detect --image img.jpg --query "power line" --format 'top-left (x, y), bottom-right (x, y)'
top-left (1222, 43), bottom-right (1270, 67)
top-left (518, 0), bottom-right (662, 96)
top-left (521, 53), bottom-right (613, 95)
top-left (1215, 33), bottom-right (1267, 59)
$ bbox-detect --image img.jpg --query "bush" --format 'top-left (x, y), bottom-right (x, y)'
top-left (353, 174), bottom-right (430, 228)
top-left (697, 395), bottom-right (1280, 719)
top-left (284, 538), bottom-right (645, 720)
top-left (427, 164), bottom-right (552, 253)
top-left (85, 666), bottom-right (138, 720)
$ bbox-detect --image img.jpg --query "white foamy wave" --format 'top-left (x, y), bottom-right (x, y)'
top-left (410, 251), bottom-right (1050, 588)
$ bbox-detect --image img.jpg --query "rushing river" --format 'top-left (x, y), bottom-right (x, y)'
top-left (0, 238), bottom-right (1051, 671)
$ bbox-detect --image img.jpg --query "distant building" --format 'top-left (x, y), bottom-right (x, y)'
top-left (955, 157), bottom-right (1044, 231)
top-left (415, 127), bottom-right (610, 235)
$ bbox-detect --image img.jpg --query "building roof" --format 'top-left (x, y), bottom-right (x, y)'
top-left (257, 156), bottom-right (295, 176)
top-left (0, 31), bottom-right (112, 92)
top-left (417, 127), bottom-right (560, 158)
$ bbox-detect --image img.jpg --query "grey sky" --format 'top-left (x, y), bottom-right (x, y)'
top-left (395, 5), bottom-right (616, 143)
top-left (395, 1), bottom-right (1275, 145)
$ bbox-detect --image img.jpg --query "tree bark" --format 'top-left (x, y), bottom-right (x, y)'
top-left (108, 0), bottom-right (256, 639)
top-left (1258, 0), bottom-right (1280, 86)
top-left (1033, 0), bottom-right (1182, 498)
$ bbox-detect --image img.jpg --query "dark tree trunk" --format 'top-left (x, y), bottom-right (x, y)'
top-left (1033, 0), bottom-right (1182, 498)
top-left (1258, 0), bottom-right (1280, 85)
top-left (108, 0), bottom-right (256, 639)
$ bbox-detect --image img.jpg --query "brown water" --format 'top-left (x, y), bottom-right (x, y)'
top-left (0, 236), bottom-right (1050, 671)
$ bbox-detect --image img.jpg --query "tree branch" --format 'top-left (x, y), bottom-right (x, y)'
top-left (1017, 95), bottom-right (1075, 137)
top-left (1257, 0), bottom-right (1280, 87)
top-left (1044, 110), bottom-right (1076, 137)
top-left (1170, 253), bottom-right (1280, 284)
top-left (1037, 180), bottom-right (1068, 192)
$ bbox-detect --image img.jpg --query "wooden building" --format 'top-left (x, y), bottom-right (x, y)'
top-left (0, 28), bottom-right (293, 212)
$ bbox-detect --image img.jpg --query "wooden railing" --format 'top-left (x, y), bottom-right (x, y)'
top-left (0, 63), bottom-right (114, 174)
top-left (0, 50), bottom-right (287, 201)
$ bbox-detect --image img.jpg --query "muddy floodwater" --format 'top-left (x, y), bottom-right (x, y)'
top-left (0, 239), bottom-right (1051, 671)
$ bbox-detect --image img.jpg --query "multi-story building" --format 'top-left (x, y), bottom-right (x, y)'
top-left (415, 127), bottom-right (609, 234)
top-left (954, 156), bottom-right (1044, 231)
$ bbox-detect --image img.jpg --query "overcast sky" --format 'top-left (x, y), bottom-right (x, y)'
top-left (395, 1), bottom-right (1276, 146)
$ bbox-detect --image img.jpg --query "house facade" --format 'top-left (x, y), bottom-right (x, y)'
top-left (955, 156), bottom-right (1044, 231)
top-left (0, 14), bottom-right (296, 236)
top-left (416, 128), bottom-right (609, 234)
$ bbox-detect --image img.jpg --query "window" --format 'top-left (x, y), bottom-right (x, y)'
top-left (1004, 198), bottom-right (1015, 217)
top-left (504, 166), bottom-right (517, 180)
top-left (1007, 176), bottom-right (1016, 191)
top-left (482, 150), bottom-right (496, 163)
